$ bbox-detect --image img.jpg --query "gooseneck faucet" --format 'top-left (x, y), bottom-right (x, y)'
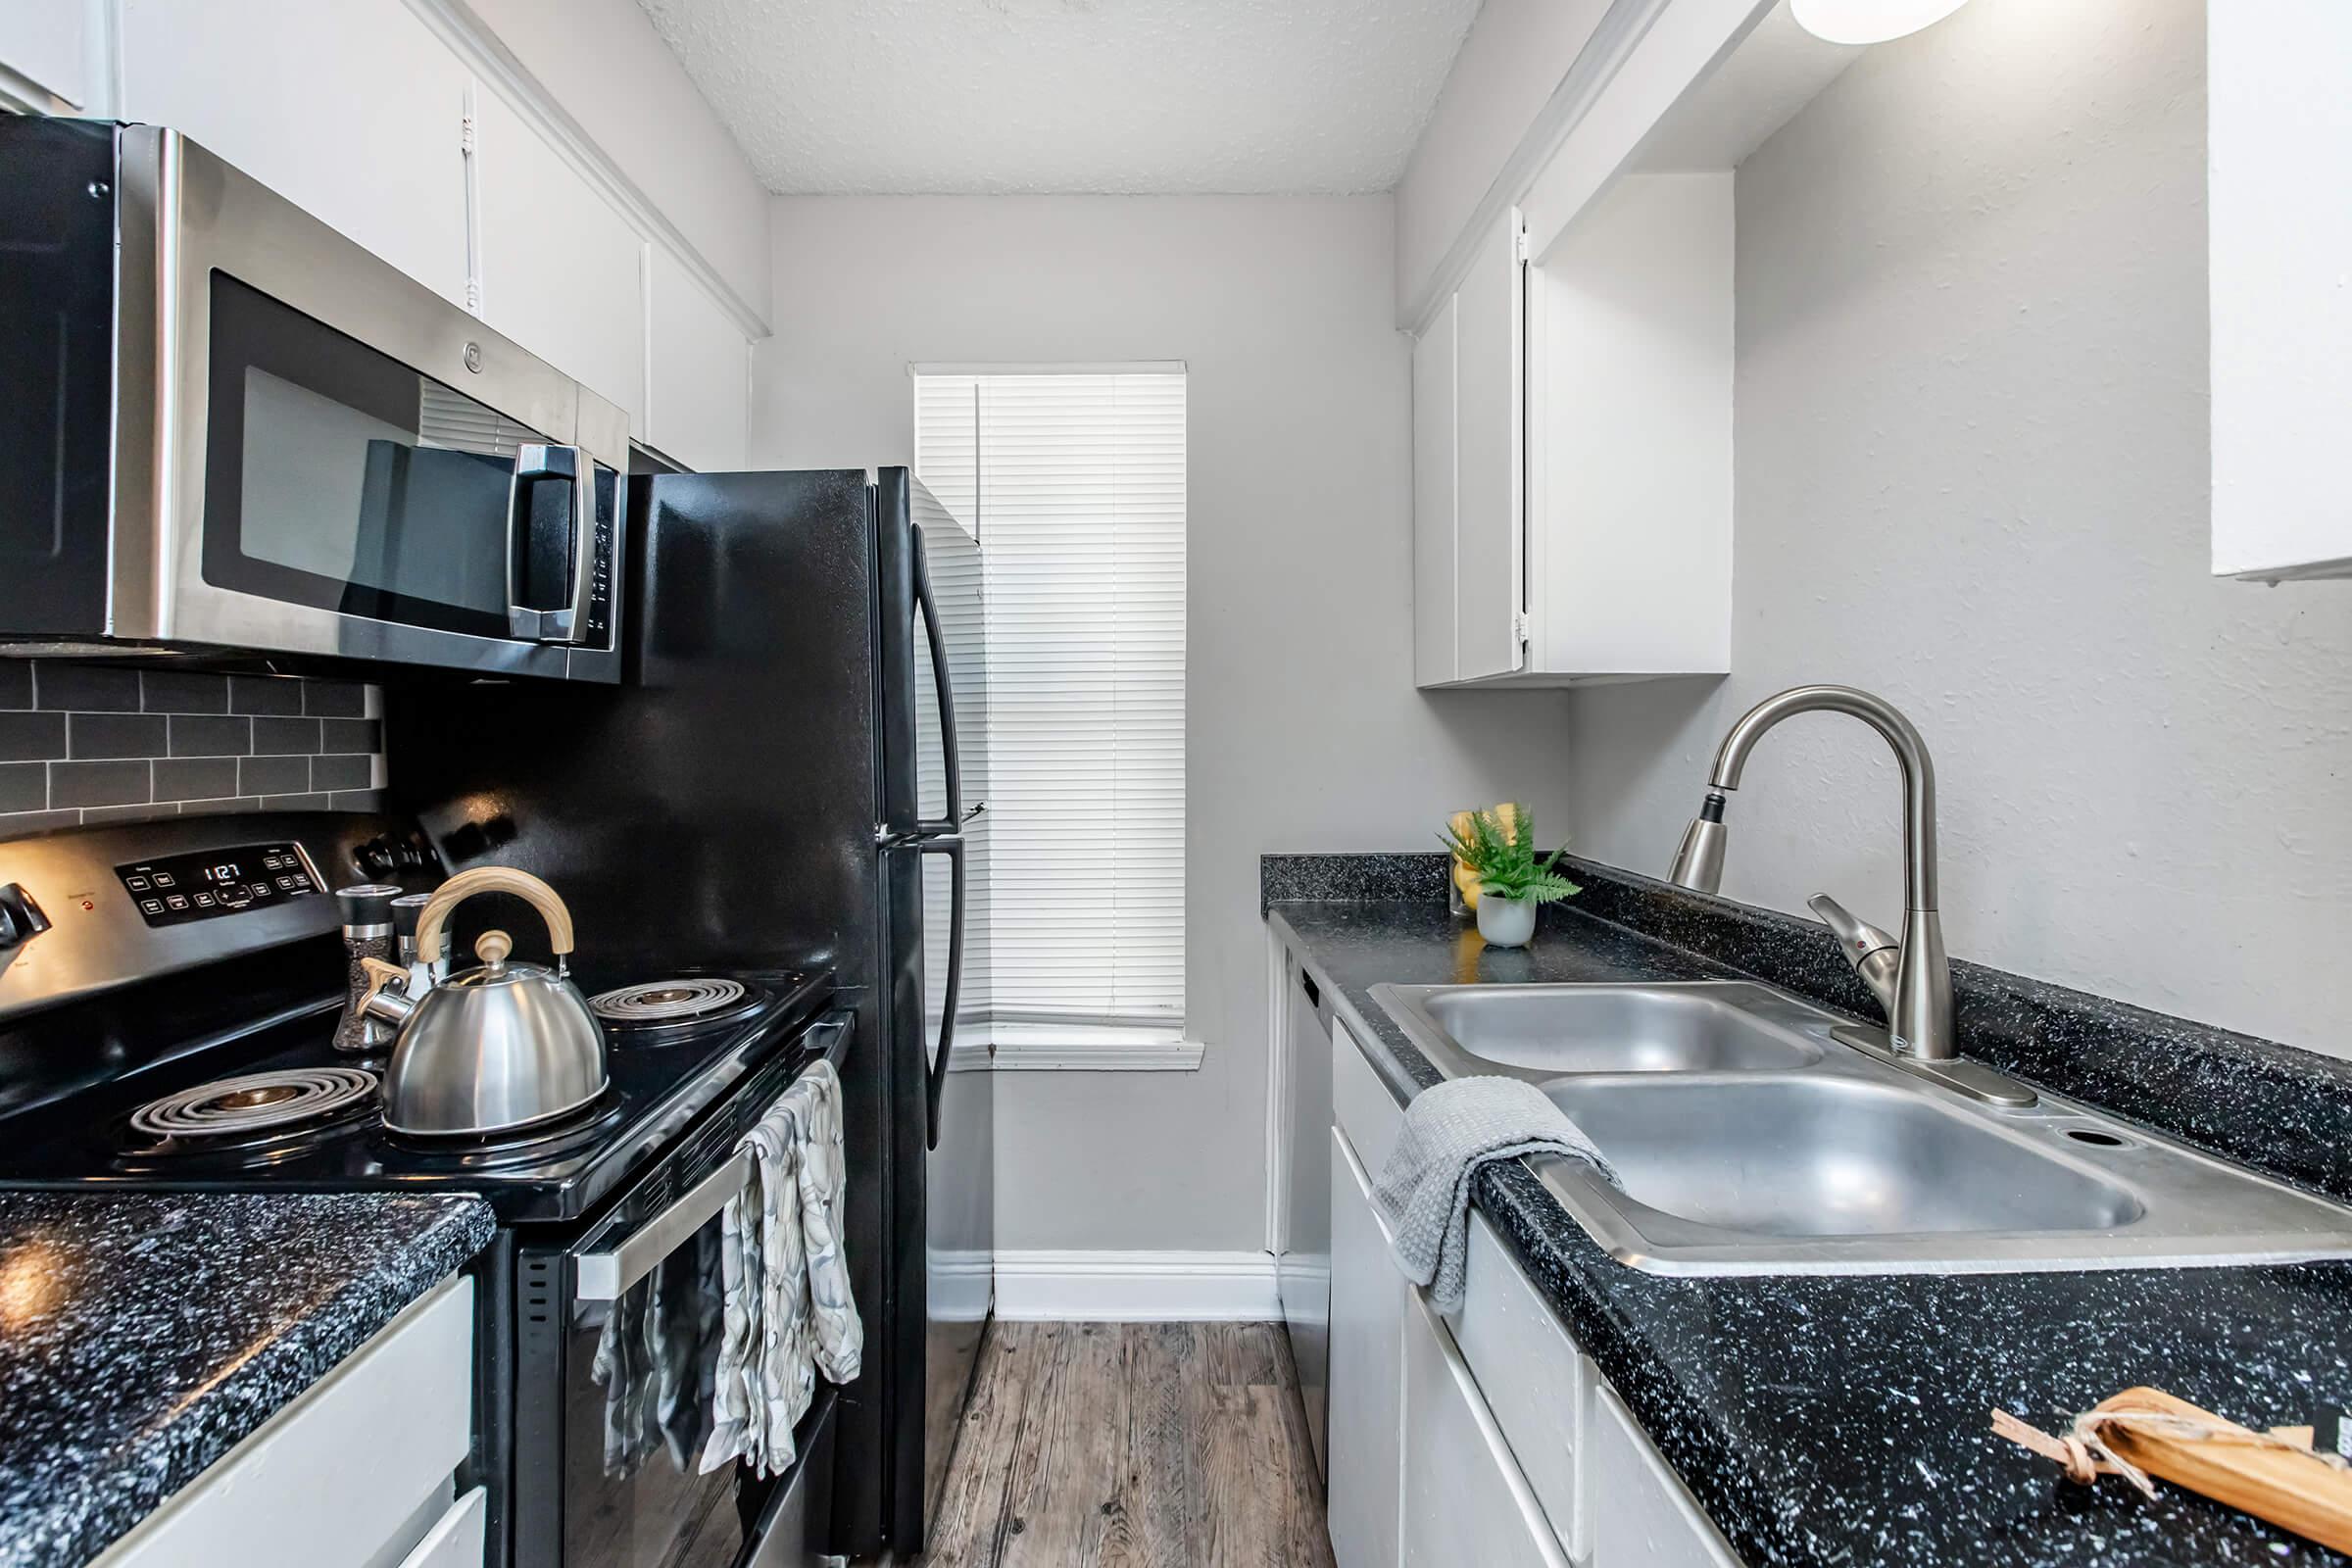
top-left (1667, 685), bottom-right (1955, 1061)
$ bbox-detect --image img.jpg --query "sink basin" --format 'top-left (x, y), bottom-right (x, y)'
top-left (1382, 982), bottom-right (1823, 1079)
top-left (1368, 978), bottom-right (2352, 1275)
top-left (1544, 1076), bottom-right (2142, 1237)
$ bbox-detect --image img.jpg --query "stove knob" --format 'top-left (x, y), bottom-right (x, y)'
top-left (355, 839), bottom-right (399, 879)
top-left (0, 884), bottom-right (49, 950)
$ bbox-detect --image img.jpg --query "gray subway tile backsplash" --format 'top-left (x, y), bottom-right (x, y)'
top-left (0, 662), bottom-right (390, 830)
top-left (68, 712), bottom-right (169, 760)
top-left (228, 675), bottom-right (306, 716)
top-left (237, 755), bottom-right (311, 797)
top-left (302, 681), bottom-right (368, 718)
top-left (0, 764), bottom-right (44, 814)
top-left (139, 670), bottom-right (228, 714)
top-left (310, 754), bottom-right (372, 793)
top-left (0, 712), bottom-right (67, 762)
top-left (168, 715), bottom-right (252, 757)
top-left (50, 760), bottom-right (151, 808)
top-left (154, 757), bottom-right (239, 803)
top-left (319, 718), bottom-right (382, 755)
top-left (35, 664), bottom-right (141, 711)
top-left (261, 793), bottom-right (331, 810)
top-left (252, 716), bottom-right (322, 756)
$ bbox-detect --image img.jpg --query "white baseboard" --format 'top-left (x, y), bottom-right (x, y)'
top-left (992, 1250), bottom-right (1281, 1322)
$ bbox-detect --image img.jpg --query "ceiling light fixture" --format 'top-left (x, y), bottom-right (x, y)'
top-left (1789, 0), bottom-right (1971, 45)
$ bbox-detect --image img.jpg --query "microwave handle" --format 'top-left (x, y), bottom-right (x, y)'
top-left (573, 1014), bottom-right (853, 1300)
top-left (505, 444), bottom-right (593, 644)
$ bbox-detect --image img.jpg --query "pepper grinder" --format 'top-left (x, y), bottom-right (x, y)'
top-left (333, 883), bottom-right (404, 1054)
top-left (391, 891), bottom-right (436, 966)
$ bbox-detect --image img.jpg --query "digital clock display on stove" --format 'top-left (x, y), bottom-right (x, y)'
top-left (116, 842), bottom-right (322, 927)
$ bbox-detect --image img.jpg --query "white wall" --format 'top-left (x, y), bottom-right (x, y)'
top-left (1564, 0), bottom-right (2352, 1057)
top-left (1394, 0), bottom-right (1611, 322)
top-left (756, 195), bottom-right (1577, 1250)
top-left (464, 0), bottom-right (770, 320)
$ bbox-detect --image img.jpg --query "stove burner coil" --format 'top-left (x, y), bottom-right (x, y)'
top-left (589, 978), bottom-right (750, 1026)
top-left (129, 1067), bottom-right (380, 1141)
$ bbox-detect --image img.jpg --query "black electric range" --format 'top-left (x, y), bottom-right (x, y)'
top-left (0, 964), bottom-right (835, 1223)
top-left (0, 810), bottom-right (852, 1568)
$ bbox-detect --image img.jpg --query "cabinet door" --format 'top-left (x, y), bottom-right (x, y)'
top-left (119, 0), bottom-right (469, 304)
top-left (1399, 1285), bottom-right (1570, 1568)
top-left (1451, 209), bottom-right (1526, 682)
top-left (1412, 294), bottom-right (1458, 687)
top-left (1592, 1387), bottom-right (1742, 1568)
top-left (646, 247), bottom-right (749, 472)
top-left (471, 87), bottom-right (647, 434)
top-left (0, 0), bottom-right (85, 107)
top-left (1327, 1126), bottom-right (1405, 1568)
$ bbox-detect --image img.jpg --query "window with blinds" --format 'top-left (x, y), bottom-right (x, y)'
top-left (915, 368), bottom-right (1188, 1049)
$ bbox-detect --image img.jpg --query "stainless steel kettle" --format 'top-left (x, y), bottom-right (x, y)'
top-left (359, 866), bottom-right (609, 1136)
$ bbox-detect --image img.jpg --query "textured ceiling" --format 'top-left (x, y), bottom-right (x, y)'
top-left (634, 0), bottom-right (1486, 195)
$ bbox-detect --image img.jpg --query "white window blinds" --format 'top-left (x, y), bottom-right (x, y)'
top-left (914, 368), bottom-right (1187, 1035)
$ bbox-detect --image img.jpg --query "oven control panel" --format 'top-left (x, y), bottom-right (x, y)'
top-left (115, 843), bottom-right (322, 927)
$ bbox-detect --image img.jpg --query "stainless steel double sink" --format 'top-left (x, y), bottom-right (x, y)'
top-left (1370, 980), bottom-right (2352, 1276)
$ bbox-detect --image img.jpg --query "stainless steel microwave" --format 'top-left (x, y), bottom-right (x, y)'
top-left (0, 119), bottom-right (627, 682)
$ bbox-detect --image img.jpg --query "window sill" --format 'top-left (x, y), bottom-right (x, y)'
top-left (946, 1023), bottom-right (1203, 1073)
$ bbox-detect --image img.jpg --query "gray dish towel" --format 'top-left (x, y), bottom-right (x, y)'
top-left (701, 1058), bottom-right (862, 1478)
top-left (1373, 1075), bottom-right (1620, 1312)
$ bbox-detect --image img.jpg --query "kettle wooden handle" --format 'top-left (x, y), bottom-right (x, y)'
top-left (414, 867), bottom-right (575, 967)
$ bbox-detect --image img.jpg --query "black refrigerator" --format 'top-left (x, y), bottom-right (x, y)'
top-left (384, 466), bottom-right (993, 1560)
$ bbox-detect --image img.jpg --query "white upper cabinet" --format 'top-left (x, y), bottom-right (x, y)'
top-left (646, 247), bottom-right (750, 473)
top-left (1451, 211), bottom-right (1528, 683)
top-left (469, 88), bottom-right (647, 435)
top-left (2209, 3), bottom-right (2352, 581)
top-left (1525, 171), bottom-right (1733, 680)
top-left (0, 0), bottom-right (87, 108)
top-left (1411, 296), bottom-right (1459, 687)
top-left (119, 0), bottom-right (470, 306)
top-left (108, 0), bottom-right (767, 443)
top-left (1412, 213), bottom-right (1525, 690)
top-left (1403, 2), bottom-right (1870, 690)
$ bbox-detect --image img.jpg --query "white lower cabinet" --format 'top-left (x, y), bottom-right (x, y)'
top-left (1592, 1389), bottom-right (1742, 1568)
top-left (1319, 1009), bottom-right (1747, 1568)
top-left (1400, 1283), bottom-right (1572, 1568)
top-left (1327, 1128), bottom-right (1406, 1568)
top-left (93, 1275), bottom-right (478, 1568)
top-left (394, 1488), bottom-right (488, 1568)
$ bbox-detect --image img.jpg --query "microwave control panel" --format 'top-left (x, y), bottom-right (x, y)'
top-left (116, 843), bottom-right (323, 927)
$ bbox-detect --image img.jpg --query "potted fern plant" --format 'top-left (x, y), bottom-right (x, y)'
top-left (1440, 805), bottom-right (1581, 948)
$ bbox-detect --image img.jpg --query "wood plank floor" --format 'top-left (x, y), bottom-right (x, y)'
top-left (916, 1322), bottom-right (1337, 1568)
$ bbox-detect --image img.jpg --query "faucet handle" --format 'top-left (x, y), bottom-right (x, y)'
top-left (1808, 893), bottom-right (1900, 1013)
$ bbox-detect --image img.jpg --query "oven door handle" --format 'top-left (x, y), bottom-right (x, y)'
top-left (505, 443), bottom-right (592, 644)
top-left (574, 1150), bottom-right (752, 1301)
top-left (572, 1014), bottom-right (852, 1301)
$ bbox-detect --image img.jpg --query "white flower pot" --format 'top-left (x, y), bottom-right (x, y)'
top-left (1475, 894), bottom-right (1538, 949)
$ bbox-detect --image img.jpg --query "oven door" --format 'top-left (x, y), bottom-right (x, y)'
top-left (116, 126), bottom-right (627, 680)
top-left (514, 1016), bottom-right (851, 1568)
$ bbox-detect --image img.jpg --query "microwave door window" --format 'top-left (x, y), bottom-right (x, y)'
top-left (202, 272), bottom-right (548, 640)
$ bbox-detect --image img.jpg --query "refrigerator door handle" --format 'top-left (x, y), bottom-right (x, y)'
top-left (915, 831), bottom-right (966, 1152)
top-left (910, 522), bottom-right (963, 834)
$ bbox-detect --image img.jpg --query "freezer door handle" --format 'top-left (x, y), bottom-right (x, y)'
top-left (910, 522), bottom-right (963, 835)
top-left (915, 832), bottom-right (966, 1152)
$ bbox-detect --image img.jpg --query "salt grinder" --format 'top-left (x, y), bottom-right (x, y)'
top-left (333, 883), bottom-right (404, 1054)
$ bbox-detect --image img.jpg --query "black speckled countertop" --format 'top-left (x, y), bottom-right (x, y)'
top-left (0, 1192), bottom-right (496, 1568)
top-left (1268, 890), bottom-right (2352, 1568)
